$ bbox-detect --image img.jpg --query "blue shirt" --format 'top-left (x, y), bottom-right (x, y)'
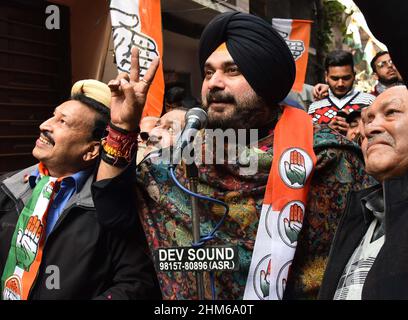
top-left (29, 167), bottom-right (91, 237)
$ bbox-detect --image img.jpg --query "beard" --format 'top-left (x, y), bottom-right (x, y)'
top-left (378, 74), bottom-right (400, 85)
top-left (202, 89), bottom-right (278, 130)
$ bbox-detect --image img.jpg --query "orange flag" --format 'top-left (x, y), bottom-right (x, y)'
top-left (272, 19), bottom-right (313, 93)
top-left (110, 0), bottom-right (165, 117)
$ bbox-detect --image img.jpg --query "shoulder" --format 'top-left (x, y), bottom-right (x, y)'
top-left (312, 124), bottom-right (358, 151)
top-left (352, 91), bottom-right (376, 105)
top-left (312, 125), bottom-right (373, 187)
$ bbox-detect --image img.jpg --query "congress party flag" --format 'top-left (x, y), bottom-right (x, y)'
top-left (272, 18), bottom-right (313, 93)
top-left (110, 0), bottom-right (165, 117)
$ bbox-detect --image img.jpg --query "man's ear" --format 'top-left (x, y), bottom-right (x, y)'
top-left (325, 71), bottom-right (328, 84)
top-left (373, 72), bottom-right (379, 81)
top-left (83, 141), bottom-right (101, 162)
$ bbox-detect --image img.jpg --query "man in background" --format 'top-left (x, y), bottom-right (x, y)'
top-left (370, 51), bottom-right (404, 96)
top-left (308, 50), bottom-right (375, 135)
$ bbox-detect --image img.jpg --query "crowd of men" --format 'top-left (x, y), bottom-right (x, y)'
top-left (1, 1), bottom-right (408, 300)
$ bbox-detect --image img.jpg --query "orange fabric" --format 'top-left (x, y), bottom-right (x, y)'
top-left (140, 0), bottom-right (165, 118)
top-left (263, 106), bottom-right (316, 209)
top-left (215, 42), bottom-right (228, 52)
top-left (290, 20), bottom-right (312, 93)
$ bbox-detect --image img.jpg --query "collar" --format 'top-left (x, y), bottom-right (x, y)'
top-left (3, 164), bottom-right (95, 209)
top-left (328, 88), bottom-right (359, 109)
top-left (376, 81), bottom-right (405, 94)
top-left (382, 172), bottom-right (408, 204)
top-left (361, 186), bottom-right (384, 225)
top-left (28, 166), bottom-right (91, 194)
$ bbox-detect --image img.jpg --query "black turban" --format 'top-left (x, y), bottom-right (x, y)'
top-left (199, 12), bottom-right (296, 104)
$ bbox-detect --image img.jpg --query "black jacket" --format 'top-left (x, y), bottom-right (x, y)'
top-left (319, 172), bottom-right (408, 299)
top-left (0, 165), bottom-right (161, 300)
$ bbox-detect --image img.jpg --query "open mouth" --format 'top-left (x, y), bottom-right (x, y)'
top-left (39, 133), bottom-right (54, 146)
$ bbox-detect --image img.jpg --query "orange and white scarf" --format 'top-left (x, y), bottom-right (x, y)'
top-left (244, 106), bottom-right (316, 300)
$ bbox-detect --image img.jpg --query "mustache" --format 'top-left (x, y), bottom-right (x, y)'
top-left (206, 90), bottom-right (236, 105)
top-left (41, 130), bottom-right (55, 146)
top-left (367, 133), bottom-right (394, 147)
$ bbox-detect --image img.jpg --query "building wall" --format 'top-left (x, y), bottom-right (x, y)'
top-left (50, 0), bottom-right (110, 83)
top-left (162, 30), bottom-right (202, 98)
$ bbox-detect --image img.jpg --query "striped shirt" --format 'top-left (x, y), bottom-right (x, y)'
top-left (308, 89), bottom-right (375, 124)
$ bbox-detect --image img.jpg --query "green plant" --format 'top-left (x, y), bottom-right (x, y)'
top-left (317, 0), bottom-right (348, 53)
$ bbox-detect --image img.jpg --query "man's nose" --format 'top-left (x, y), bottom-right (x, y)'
top-left (39, 117), bottom-right (53, 132)
top-left (364, 116), bottom-right (385, 138)
top-left (207, 70), bottom-right (226, 90)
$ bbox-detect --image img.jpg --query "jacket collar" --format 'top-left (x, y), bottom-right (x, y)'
top-left (361, 186), bottom-right (383, 225)
top-left (382, 171), bottom-right (408, 204)
top-left (2, 164), bottom-right (95, 208)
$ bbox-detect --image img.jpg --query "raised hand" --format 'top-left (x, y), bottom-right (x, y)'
top-left (312, 83), bottom-right (329, 100)
top-left (284, 150), bottom-right (306, 186)
top-left (283, 204), bottom-right (303, 243)
top-left (108, 46), bottom-right (160, 132)
top-left (15, 216), bottom-right (43, 271)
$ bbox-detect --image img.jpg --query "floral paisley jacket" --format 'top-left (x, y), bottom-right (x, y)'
top-left (94, 125), bottom-right (374, 300)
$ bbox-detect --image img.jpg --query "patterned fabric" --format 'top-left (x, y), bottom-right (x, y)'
top-left (334, 219), bottom-right (384, 300)
top-left (308, 89), bottom-right (375, 124)
top-left (136, 125), bottom-right (374, 300)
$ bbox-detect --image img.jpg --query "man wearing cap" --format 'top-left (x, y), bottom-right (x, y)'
top-left (94, 13), bottom-right (373, 300)
top-left (336, 109), bottom-right (364, 145)
top-left (0, 80), bottom-right (160, 300)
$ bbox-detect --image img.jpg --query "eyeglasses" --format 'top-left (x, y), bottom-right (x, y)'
top-left (376, 59), bottom-right (394, 69)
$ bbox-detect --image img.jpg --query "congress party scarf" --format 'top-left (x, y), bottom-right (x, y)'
top-left (1, 163), bottom-right (61, 300)
top-left (244, 106), bottom-right (316, 300)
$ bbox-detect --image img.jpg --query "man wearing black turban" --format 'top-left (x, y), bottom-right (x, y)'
top-left (94, 13), bottom-right (374, 300)
top-left (199, 12), bottom-right (296, 106)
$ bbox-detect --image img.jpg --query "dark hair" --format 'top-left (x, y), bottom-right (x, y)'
top-left (71, 93), bottom-right (110, 140)
top-left (370, 51), bottom-right (389, 72)
top-left (325, 50), bottom-right (354, 71)
top-left (165, 86), bottom-right (186, 104)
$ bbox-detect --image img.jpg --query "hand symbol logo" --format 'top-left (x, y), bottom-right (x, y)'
top-left (283, 204), bottom-right (303, 244)
top-left (259, 259), bottom-right (271, 298)
top-left (15, 216), bottom-right (43, 271)
top-left (284, 150), bottom-right (306, 186)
